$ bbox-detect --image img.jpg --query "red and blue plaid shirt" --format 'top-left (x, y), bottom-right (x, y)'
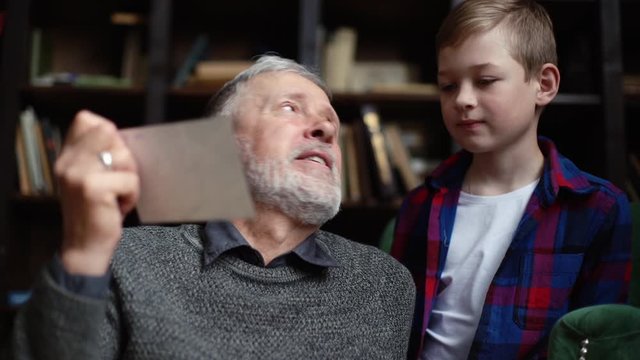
top-left (391, 137), bottom-right (632, 359)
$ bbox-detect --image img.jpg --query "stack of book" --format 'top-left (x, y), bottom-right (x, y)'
top-left (15, 107), bottom-right (62, 196)
top-left (184, 60), bottom-right (253, 89)
top-left (339, 104), bottom-right (436, 205)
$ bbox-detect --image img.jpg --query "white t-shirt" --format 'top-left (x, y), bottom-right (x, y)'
top-left (421, 180), bottom-right (538, 360)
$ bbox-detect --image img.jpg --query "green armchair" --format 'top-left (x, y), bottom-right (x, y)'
top-left (548, 304), bottom-right (640, 359)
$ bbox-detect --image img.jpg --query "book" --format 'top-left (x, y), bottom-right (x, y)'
top-left (192, 60), bottom-right (252, 81)
top-left (111, 12), bottom-right (147, 26)
top-left (172, 34), bottom-right (210, 88)
top-left (73, 74), bottom-right (132, 88)
top-left (15, 128), bottom-right (32, 195)
top-left (30, 28), bottom-right (43, 82)
top-left (34, 120), bottom-right (55, 194)
top-left (624, 74), bottom-right (640, 95)
top-left (350, 118), bottom-right (375, 204)
top-left (111, 12), bottom-right (147, 86)
top-left (40, 118), bottom-right (62, 194)
top-left (350, 61), bottom-right (419, 93)
top-left (340, 123), bottom-right (362, 203)
top-left (361, 104), bottom-right (397, 200)
top-left (384, 124), bottom-right (421, 192)
top-left (183, 60), bottom-right (252, 90)
top-left (322, 27), bottom-right (357, 92)
top-left (29, 27), bottom-right (52, 84)
top-left (395, 121), bottom-right (441, 179)
top-left (121, 28), bottom-right (146, 86)
top-left (19, 107), bottom-right (46, 194)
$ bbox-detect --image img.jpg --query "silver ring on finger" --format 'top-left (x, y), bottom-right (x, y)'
top-left (98, 151), bottom-right (113, 171)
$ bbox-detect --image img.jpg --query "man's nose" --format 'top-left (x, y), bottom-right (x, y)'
top-left (305, 116), bottom-right (336, 143)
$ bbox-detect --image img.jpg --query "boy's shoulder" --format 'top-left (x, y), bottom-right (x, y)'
top-left (545, 139), bottom-right (625, 198)
top-left (538, 138), bottom-right (629, 219)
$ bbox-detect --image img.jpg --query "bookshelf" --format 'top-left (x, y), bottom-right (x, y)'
top-left (0, 0), bottom-right (635, 312)
top-left (622, 0), bottom-right (640, 161)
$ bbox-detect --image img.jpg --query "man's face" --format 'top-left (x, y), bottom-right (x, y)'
top-left (233, 72), bottom-right (342, 225)
top-left (437, 25), bottom-right (541, 155)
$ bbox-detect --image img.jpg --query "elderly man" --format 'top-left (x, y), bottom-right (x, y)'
top-left (12, 55), bottom-right (415, 359)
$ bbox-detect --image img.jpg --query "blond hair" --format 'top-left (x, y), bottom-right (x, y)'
top-left (436, 0), bottom-right (557, 80)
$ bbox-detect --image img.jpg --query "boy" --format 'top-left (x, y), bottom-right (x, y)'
top-left (391, 0), bottom-right (632, 359)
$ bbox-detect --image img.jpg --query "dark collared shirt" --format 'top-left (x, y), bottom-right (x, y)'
top-left (203, 221), bottom-right (339, 270)
top-left (49, 255), bottom-right (112, 299)
top-left (49, 222), bottom-right (339, 300)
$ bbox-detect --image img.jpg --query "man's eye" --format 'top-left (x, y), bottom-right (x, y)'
top-left (282, 104), bottom-right (295, 112)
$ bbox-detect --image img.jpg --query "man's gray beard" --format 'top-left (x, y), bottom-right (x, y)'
top-left (238, 140), bottom-right (342, 226)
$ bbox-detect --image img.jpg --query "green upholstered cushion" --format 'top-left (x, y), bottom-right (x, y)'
top-left (378, 217), bottom-right (396, 254)
top-left (548, 304), bottom-right (640, 359)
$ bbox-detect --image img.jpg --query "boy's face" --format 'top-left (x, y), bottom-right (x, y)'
top-left (437, 26), bottom-right (541, 154)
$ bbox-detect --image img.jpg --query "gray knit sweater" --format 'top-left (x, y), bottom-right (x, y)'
top-left (12, 225), bottom-right (415, 359)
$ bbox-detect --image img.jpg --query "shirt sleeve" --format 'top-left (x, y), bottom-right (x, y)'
top-left (48, 253), bottom-right (112, 299)
top-left (11, 260), bottom-right (116, 360)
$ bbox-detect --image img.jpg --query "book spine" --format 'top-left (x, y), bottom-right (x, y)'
top-left (172, 34), bottom-right (210, 87)
top-left (41, 118), bottom-right (62, 194)
top-left (361, 104), bottom-right (397, 200)
top-left (383, 124), bottom-right (421, 191)
top-left (340, 123), bottom-right (362, 203)
top-left (351, 118), bottom-right (375, 203)
top-left (34, 120), bottom-right (55, 194)
top-left (20, 107), bottom-right (46, 194)
top-left (15, 128), bottom-right (32, 195)
top-left (322, 27), bottom-right (357, 92)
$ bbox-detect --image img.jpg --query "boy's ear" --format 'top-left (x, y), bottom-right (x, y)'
top-left (536, 63), bottom-right (560, 106)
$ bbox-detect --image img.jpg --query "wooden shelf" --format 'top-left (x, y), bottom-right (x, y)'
top-left (11, 194), bottom-right (59, 209)
top-left (21, 86), bottom-right (146, 127)
top-left (552, 93), bottom-right (601, 105)
top-left (626, 93), bottom-right (640, 106)
top-left (22, 85), bottom-right (145, 96)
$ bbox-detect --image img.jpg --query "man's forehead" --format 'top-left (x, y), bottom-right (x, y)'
top-left (253, 71), bottom-right (319, 89)
top-left (249, 73), bottom-right (328, 98)
top-left (240, 72), bottom-right (337, 117)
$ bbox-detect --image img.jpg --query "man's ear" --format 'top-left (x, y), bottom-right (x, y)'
top-left (536, 63), bottom-right (560, 106)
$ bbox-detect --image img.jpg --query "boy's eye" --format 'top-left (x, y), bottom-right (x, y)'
top-left (439, 83), bottom-right (457, 93)
top-left (477, 78), bottom-right (497, 86)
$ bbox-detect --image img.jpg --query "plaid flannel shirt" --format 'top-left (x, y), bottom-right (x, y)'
top-left (391, 137), bottom-right (632, 359)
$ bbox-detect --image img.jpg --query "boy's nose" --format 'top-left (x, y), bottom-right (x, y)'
top-left (455, 83), bottom-right (477, 110)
